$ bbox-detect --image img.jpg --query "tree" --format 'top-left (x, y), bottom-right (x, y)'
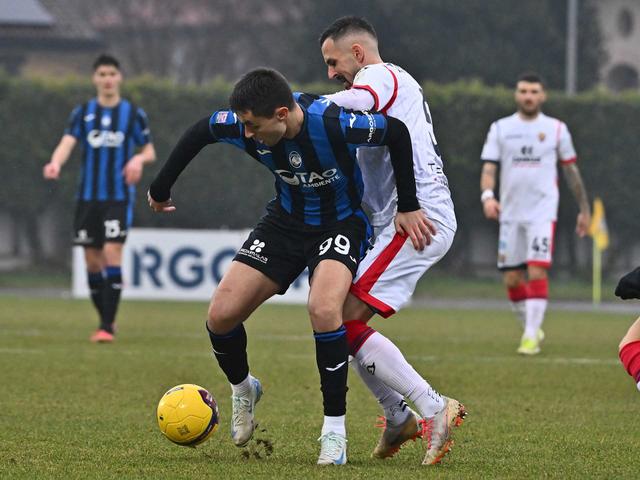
top-left (292, 0), bottom-right (605, 90)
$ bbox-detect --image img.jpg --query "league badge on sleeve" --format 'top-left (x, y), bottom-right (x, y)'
top-left (215, 111), bottom-right (229, 124)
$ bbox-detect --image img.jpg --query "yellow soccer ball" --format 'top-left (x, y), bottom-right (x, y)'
top-left (157, 384), bottom-right (219, 446)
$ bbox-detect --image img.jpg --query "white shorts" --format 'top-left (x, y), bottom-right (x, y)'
top-left (497, 220), bottom-right (556, 270)
top-left (350, 220), bottom-right (455, 317)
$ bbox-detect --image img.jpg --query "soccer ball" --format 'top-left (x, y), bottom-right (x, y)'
top-left (157, 384), bottom-right (219, 446)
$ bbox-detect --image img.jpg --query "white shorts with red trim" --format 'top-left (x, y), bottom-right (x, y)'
top-left (498, 220), bottom-right (556, 270)
top-left (350, 220), bottom-right (455, 318)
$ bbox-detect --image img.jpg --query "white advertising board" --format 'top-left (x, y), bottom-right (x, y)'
top-left (72, 228), bottom-right (309, 303)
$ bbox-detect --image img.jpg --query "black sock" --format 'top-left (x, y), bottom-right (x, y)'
top-left (101, 266), bottom-right (122, 333)
top-left (87, 271), bottom-right (105, 321)
top-left (315, 326), bottom-right (349, 416)
top-left (207, 323), bottom-right (249, 385)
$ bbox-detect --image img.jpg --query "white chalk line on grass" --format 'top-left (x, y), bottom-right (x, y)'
top-left (281, 352), bottom-right (619, 367)
top-left (0, 347), bottom-right (44, 354)
top-left (0, 329), bottom-right (620, 367)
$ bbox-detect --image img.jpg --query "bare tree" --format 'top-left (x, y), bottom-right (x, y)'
top-left (66, 0), bottom-right (306, 84)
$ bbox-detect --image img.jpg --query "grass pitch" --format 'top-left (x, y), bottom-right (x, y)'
top-left (0, 296), bottom-right (638, 479)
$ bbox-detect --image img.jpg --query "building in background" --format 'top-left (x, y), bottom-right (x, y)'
top-left (0, 0), bottom-right (102, 76)
top-left (597, 0), bottom-right (640, 92)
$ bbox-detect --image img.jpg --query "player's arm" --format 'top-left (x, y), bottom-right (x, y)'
top-left (124, 142), bottom-right (157, 186)
top-left (480, 161), bottom-right (500, 220)
top-left (616, 267), bottom-right (640, 300)
top-left (381, 115), bottom-right (435, 251)
top-left (148, 117), bottom-right (216, 212)
top-left (561, 162), bottom-right (590, 237)
top-left (324, 89), bottom-right (375, 112)
top-left (43, 134), bottom-right (77, 180)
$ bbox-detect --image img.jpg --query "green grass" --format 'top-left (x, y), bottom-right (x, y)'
top-left (0, 297), bottom-right (639, 479)
top-left (414, 271), bottom-right (619, 302)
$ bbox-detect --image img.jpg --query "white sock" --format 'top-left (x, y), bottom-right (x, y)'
top-left (230, 374), bottom-right (252, 397)
top-left (351, 359), bottom-right (411, 426)
top-left (321, 415), bottom-right (346, 436)
top-left (524, 299), bottom-right (547, 339)
top-left (355, 331), bottom-right (444, 418)
top-left (510, 300), bottom-right (526, 329)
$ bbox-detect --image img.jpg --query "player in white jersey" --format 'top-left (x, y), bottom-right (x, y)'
top-left (480, 72), bottom-right (591, 355)
top-left (319, 16), bottom-right (465, 466)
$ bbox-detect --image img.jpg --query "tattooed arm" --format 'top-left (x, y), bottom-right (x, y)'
top-left (561, 162), bottom-right (591, 237)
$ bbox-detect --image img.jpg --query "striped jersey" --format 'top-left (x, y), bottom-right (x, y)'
top-left (208, 92), bottom-right (393, 226)
top-left (65, 98), bottom-right (151, 202)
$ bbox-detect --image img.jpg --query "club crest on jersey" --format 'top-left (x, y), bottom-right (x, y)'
top-left (101, 116), bottom-right (112, 127)
top-left (538, 132), bottom-right (546, 142)
top-left (215, 111), bottom-right (228, 123)
top-left (288, 151), bottom-right (302, 168)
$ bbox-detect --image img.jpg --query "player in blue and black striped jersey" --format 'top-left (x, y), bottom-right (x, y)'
top-left (43, 54), bottom-right (156, 343)
top-left (148, 68), bottom-right (431, 465)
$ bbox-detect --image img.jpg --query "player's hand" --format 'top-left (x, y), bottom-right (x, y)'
top-left (124, 155), bottom-right (145, 185)
top-left (147, 190), bottom-right (176, 213)
top-left (615, 267), bottom-right (640, 300)
top-left (576, 211), bottom-right (590, 238)
top-left (394, 210), bottom-right (437, 251)
top-left (482, 198), bottom-right (500, 220)
top-left (43, 162), bottom-right (60, 180)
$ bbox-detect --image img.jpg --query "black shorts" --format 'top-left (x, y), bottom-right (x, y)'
top-left (234, 207), bottom-right (371, 295)
top-left (73, 201), bottom-right (131, 248)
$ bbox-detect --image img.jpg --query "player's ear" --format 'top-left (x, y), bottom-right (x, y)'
top-left (275, 106), bottom-right (289, 121)
top-left (351, 44), bottom-right (365, 63)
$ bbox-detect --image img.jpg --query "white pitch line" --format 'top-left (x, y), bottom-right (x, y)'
top-left (406, 354), bottom-right (619, 366)
top-left (0, 347), bottom-right (44, 354)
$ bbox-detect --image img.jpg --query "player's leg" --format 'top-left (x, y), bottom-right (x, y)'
top-left (306, 215), bottom-right (369, 465)
top-left (74, 201), bottom-right (106, 327)
top-left (346, 222), bottom-right (464, 464)
top-left (518, 221), bottom-right (555, 355)
top-left (207, 260), bottom-right (281, 447)
top-left (499, 221), bottom-right (528, 328)
top-left (343, 293), bottom-right (423, 458)
top-left (503, 268), bottom-right (527, 328)
top-left (84, 247), bottom-right (105, 319)
top-left (96, 202), bottom-right (129, 337)
top-left (619, 317), bottom-right (640, 391)
top-left (101, 242), bottom-right (123, 335)
top-left (207, 220), bottom-right (303, 447)
top-left (306, 260), bottom-right (352, 465)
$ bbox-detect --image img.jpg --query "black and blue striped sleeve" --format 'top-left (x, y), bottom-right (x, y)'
top-left (64, 105), bottom-right (83, 139)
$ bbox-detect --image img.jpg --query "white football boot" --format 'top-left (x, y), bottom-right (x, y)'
top-left (230, 377), bottom-right (263, 447)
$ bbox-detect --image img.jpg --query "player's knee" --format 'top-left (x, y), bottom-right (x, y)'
top-left (620, 338), bottom-right (630, 352)
top-left (528, 267), bottom-right (548, 281)
top-left (343, 320), bottom-right (374, 354)
top-left (308, 299), bottom-right (341, 331)
top-left (503, 272), bottom-right (524, 289)
top-left (619, 330), bottom-right (639, 352)
top-left (207, 300), bottom-right (242, 335)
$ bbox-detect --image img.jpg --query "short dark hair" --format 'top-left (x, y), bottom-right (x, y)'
top-left (319, 15), bottom-right (377, 45)
top-left (93, 54), bottom-right (120, 71)
top-left (517, 71), bottom-right (545, 87)
top-left (229, 68), bottom-right (294, 118)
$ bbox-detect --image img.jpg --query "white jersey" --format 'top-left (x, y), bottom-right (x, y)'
top-left (480, 112), bottom-right (577, 222)
top-left (325, 63), bottom-right (456, 230)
